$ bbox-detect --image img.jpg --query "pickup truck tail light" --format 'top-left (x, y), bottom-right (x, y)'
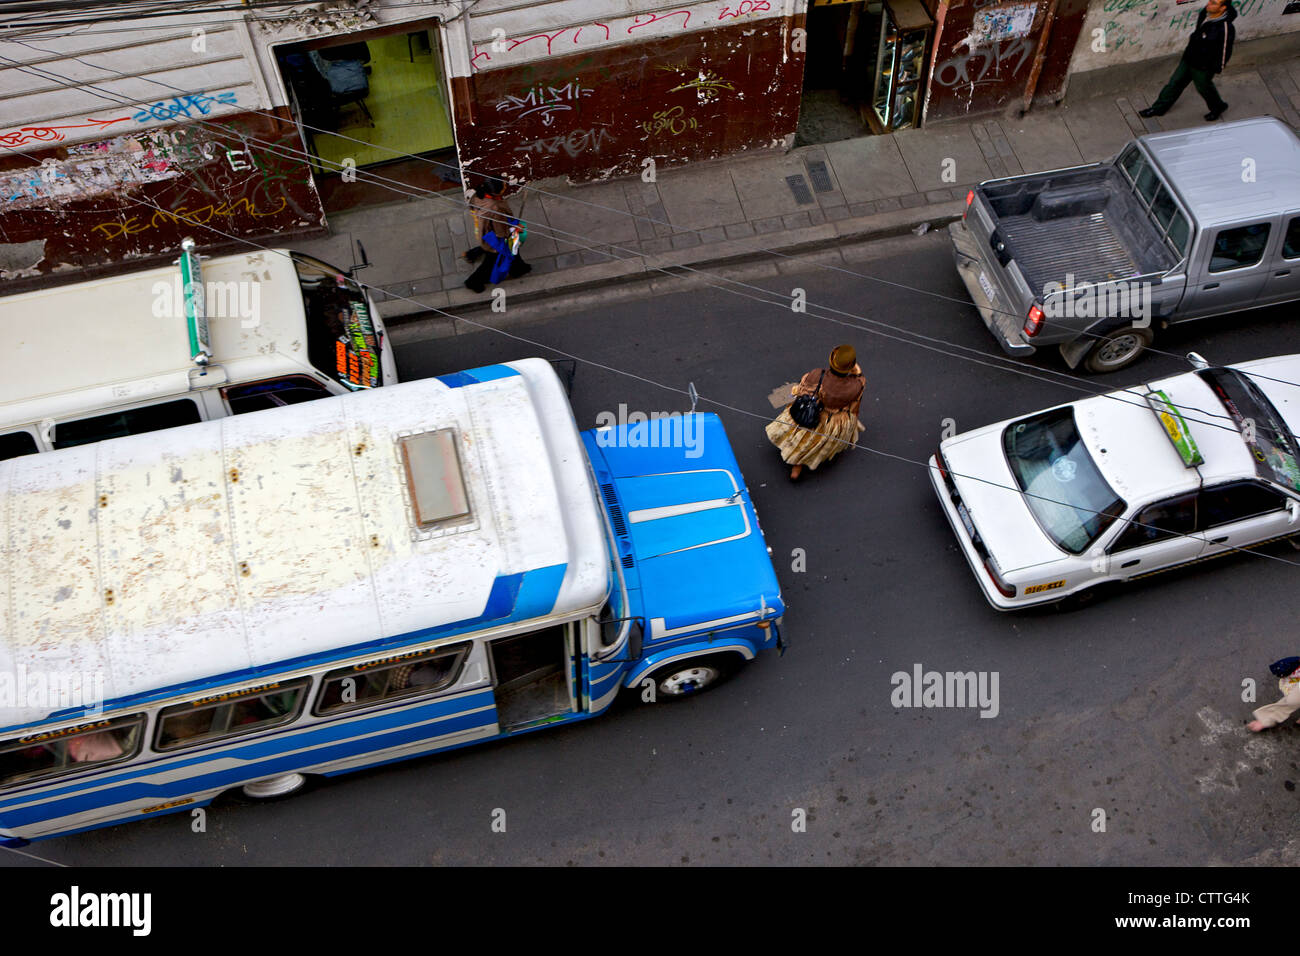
top-left (1023, 303), bottom-right (1045, 338)
top-left (963, 189), bottom-right (975, 221)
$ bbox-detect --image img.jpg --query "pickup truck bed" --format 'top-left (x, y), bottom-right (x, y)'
top-left (979, 165), bottom-right (1176, 293)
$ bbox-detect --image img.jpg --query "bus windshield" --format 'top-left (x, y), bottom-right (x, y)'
top-left (1199, 367), bottom-right (1300, 492)
top-left (1003, 407), bottom-right (1126, 553)
top-left (293, 253), bottom-right (383, 391)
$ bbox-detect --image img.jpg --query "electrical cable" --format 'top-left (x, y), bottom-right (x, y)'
top-left (2, 48), bottom-right (1292, 449)
top-left (9, 127), bottom-right (1294, 575)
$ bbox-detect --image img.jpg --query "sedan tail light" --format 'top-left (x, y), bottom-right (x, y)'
top-left (983, 555), bottom-right (1017, 598)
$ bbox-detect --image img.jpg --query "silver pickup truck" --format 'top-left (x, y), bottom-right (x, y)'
top-left (950, 117), bottom-right (1300, 373)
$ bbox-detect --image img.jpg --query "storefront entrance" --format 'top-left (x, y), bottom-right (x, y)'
top-left (798, 0), bottom-right (933, 144)
top-left (275, 22), bottom-right (459, 210)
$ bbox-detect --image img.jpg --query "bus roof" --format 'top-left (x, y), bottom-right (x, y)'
top-left (0, 360), bottom-right (609, 729)
top-left (0, 249), bottom-right (316, 428)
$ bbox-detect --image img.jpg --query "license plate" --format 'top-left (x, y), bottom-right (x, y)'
top-left (977, 271), bottom-right (998, 303)
top-left (957, 502), bottom-right (976, 539)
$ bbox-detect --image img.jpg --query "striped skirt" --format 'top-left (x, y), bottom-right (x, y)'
top-left (765, 405), bottom-right (864, 469)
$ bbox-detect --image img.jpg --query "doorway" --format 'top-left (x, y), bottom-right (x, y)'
top-left (796, 0), bottom-right (879, 145)
top-left (275, 23), bottom-right (460, 210)
top-left (489, 624), bottom-right (578, 731)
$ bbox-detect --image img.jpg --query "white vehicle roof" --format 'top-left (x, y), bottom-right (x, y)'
top-left (1141, 117), bottom-right (1300, 230)
top-left (1077, 369), bottom-right (1254, 504)
top-left (0, 359), bottom-right (608, 728)
top-left (0, 250), bottom-right (317, 431)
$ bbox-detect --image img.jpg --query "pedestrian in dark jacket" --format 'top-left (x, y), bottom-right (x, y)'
top-left (1139, 0), bottom-right (1236, 121)
top-left (463, 177), bottom-right (531, 294)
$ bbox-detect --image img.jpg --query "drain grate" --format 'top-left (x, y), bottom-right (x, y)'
top-left (785, 174), bottom-right (814, 205)
top-left (805, 160), bottom-right (834, 193)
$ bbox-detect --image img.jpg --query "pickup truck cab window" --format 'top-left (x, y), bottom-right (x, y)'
top-left (1210, 223), bottom-right (1271, 272)
top-left (1284, 217), bottom-right (1300, 259)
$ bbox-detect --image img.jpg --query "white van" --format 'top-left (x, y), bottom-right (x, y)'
top-left (0, 242), bottom-right (398, 459)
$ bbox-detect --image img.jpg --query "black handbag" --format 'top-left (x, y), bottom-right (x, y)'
top-left (1269, 656), bottom-right (1300, 677)
top-left (789, 370), bottom-right (825, 429)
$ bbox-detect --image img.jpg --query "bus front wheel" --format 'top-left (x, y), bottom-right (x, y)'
top-left (643, 654), bottom-right (741, 702)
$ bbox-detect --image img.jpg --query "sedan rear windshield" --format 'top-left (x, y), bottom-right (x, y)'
top-left (1003, 407), bottom-right (1126, 554)
top-left (1199, 367), bottom-right (1300, 491)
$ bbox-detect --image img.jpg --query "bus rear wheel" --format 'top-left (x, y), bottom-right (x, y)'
top-left (241, 772), bottom-right (307, 800)
top-left (644, 654), bottom-right (741, 702)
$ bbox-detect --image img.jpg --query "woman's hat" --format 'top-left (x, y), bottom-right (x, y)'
top-left (829, 344), bottom-right (857, 374)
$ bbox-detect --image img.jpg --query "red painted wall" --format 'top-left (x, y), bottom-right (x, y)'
top-left (451, 15), bottom-right (807, 184)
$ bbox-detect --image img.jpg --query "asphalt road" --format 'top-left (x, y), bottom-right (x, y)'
top-left (11, 233), bottom-right (1300, 866)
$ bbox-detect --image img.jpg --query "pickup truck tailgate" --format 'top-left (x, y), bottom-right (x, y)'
top-left (949, 218), bottom-right (1034, 357)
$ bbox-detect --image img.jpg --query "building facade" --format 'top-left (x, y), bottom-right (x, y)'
top-left (0, 0), bottom-right (1294, 289)
top-left (0, 0), bottom-right (807, 288)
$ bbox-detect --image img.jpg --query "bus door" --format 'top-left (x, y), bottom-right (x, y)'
top-left (488, 622), bottom-right (580, 731)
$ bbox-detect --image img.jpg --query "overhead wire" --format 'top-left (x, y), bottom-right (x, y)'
top-left (0, 45), bottom-right (1273, 444)
top-left (4, 26), bottom-right (1290, 418)
top-left (5, 39), bottom-right (1300, 563)
top-left (3, 110), bottom-right (1299, 577)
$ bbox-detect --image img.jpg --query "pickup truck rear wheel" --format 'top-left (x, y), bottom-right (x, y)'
top-left (1083, 327), bottom-right (1153, 374)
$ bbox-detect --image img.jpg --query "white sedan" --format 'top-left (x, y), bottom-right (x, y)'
top-left (930, 353), bottom-right (1300, 609)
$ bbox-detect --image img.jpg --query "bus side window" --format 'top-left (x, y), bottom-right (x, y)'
top-left (223, 376), bottom-right (333, 415)
top-left (0, 431), bottom-right (39, 461)
top-left (315, 644), bottom-right (471, 715)
top-left (0, 716), bottom-right (144, 787)
top-left (155, 680), bottom-right (310, 752)
top-left (52, 399), bottom-right (202, 450)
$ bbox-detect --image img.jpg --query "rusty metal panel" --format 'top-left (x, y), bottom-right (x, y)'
top-left (0, 109), bottom-right (326, 292)
top-left (926, 0), bottom-right (1048, 120)
top-left (451, 16), bottom-right (806, 184)
top-left (1032, 0), bottom-right (1089, 104)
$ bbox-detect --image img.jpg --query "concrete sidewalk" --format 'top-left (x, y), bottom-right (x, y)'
top-left (295, 52), bottom-right (1300, 331)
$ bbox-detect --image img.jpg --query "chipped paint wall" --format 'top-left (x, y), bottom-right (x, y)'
top-left (0, 9), bottom-right (320, 290)
top-left (924, 0), bottom-right (1089, 120)
top-left (448, 0), bottom-right (807, 183)
top-left (1069, 0), bottom-right (1300, 74)
top-left (0, 111), bottom-right (324, 287)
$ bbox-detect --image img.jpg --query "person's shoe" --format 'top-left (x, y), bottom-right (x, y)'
top-left (463, 279), bottom-right (486, 294)
top-left (514, 262), bottom-right (533, 278)
top-left (789, 464), bottom-right (803, 481)
top-left (1205, 104), bottom-right (1228, 121)
top-left (1137, 107), bottom-right (1162, 118)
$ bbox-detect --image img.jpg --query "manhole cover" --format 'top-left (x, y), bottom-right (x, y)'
top-left (785, 174), bottom-right (814, 205)
top-left (805, 160), bottom-right (834, 193)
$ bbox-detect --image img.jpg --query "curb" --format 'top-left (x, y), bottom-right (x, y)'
top-left (379, 198), bottom-right (966, 334)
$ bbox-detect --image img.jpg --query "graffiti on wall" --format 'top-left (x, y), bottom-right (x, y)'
top-left (1078, 0), bottom-right (1287, 68)
top-left (933, 34), bottom-right (1037, 88)
top-left (495, 81), bottom-right (595, 126)
top-left (470, 1), bottom-right (781, 71)
top-left (0, 90), bottom-right (242, 151)
top-left (0, 109), bottom-right (323, 285)
top-left (513, 127), bottom-right (615, 158)
top-left (453, 16), bottom-right (802, 185)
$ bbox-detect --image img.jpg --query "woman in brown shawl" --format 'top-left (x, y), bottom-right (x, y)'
top-left (765, 344), bottom-right (865, 480)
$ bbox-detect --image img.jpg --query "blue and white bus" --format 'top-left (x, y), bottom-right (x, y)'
top-left (0, 359), bottom-right (784, 844)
